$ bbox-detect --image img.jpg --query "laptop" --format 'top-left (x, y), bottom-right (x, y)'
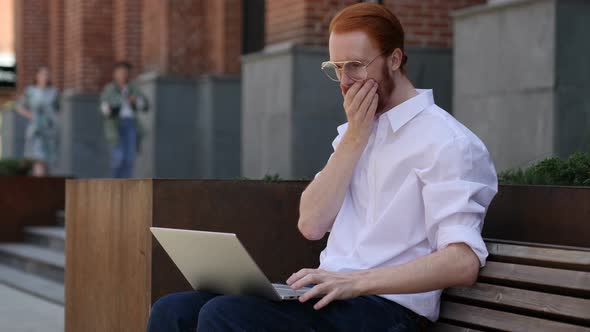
top-left (150, 227), bottom-right (310, 301)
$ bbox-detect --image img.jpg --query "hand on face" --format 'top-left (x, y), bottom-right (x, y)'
top-left (286, 268), bottom-right (363, 310)
top-left (342, 79), bottom-right (379, 147)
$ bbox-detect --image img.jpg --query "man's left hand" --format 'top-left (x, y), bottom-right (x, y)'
top-left (286, 268), bottom-right (365, 310)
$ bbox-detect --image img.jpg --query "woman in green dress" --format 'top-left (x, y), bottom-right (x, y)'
top-left (16, 66), bottom-right (60, 177)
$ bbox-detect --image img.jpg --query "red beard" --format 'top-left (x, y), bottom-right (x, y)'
top-left (376, 64), bottom-right (395, 115)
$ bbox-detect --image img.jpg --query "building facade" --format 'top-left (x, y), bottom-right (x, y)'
top-left (13, 0), bottom-right (578, 178)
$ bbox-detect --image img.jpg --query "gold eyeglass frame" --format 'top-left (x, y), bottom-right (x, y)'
top-left (321, 52), bottom-right (385, 82)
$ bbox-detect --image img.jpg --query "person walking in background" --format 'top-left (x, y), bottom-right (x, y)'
top-left (100, 61), bottom-right (149, 178)
top-left (16, 66), bottom-right (60, 177)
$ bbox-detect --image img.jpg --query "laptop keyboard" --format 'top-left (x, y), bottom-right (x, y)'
top-left (273, 284), bottom-right (309, 298)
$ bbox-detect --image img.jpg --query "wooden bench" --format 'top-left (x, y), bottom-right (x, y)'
top-left (432, 241), bottom-right (590, 332)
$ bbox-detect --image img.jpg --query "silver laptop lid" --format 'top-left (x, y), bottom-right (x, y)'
top-left (150, 227), bottom-right (281, 301)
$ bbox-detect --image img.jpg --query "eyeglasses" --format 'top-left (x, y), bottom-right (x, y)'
top-left (321, 53), bottom-right (384, 82)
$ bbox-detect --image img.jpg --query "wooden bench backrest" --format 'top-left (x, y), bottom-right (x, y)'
top-left (431, 242), bottom-right (590, 332)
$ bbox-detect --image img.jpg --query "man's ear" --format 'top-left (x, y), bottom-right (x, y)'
top-left (390, 48), bottom-right (403, 72)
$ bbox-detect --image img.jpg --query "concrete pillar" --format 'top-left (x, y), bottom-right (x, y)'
top-left (0, 108), bottom-right (27, 159)
top-left (553, 0), bottom-right (590, 159)
top-left (194, 76), bottom-right (242, 179)
top-left (240, 0), bottom-right (353, 179)
top-left (134, 75), bottom-right (241, 179)
top-left (241, 43), bottom-right (345, 179)
top-left (57, 91), bottom-right (109, 178)
top-left (133, 74), bottom-right (200, 178)
top-left (453, 0), bottom-right (590, 172)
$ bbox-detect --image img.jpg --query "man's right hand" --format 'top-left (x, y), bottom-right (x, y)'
top-left (100, 102), bottom-right (111, 117)
top-left (342, 80), bottom-right (379, 148)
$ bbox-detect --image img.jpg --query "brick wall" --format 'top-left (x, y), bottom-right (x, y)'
top-left (18, 0), bottom-right (147, 94)
top-left (114, 0), bottom-right (142, 72)
top-left (63, 0), bottom-right (114, 93)
top-left (14, 0), bottom-right (484, 94)
top-left (49, 0), bottom-right (64, 90)
top-left (206, 0), bottom-right (242, 75)
top-left (14, 0), bottom-right (50, 93)
top-left (166, 0), bottom-right (207, 75)
top-left (140, 0), bottom-right (166, 74)
top-left (14, 0), bottom-right (243, 94)
top-left (266, 0), bottom-right (358, 47)
top-left (266, 0), bottom-right (306, 45)
top-left (142, 0), bottom-right (242, 76)
top-left (266, 0), bottom-right (485, 48)
top-left (384, 0), bottom-right (486, 48)
top-left (141, 0), bottom-right (209, 76)
top-left (62, 0), bottom-right (81, 92)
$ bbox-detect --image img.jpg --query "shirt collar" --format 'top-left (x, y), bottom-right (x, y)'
top-left (384, 89), bottom-right (434, 133)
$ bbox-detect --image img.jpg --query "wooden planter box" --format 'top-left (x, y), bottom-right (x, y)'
top-left (0, 176), bottom-right (66, 242)
top-left (484, 185), bottom-right (590, 249)
top-left (65, 179), bottom-right (326, 332)
top-left (65, 180), bottom-right (589, 331)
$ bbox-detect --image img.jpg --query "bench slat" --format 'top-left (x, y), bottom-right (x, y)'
top-left (486, 242), bottom-right (590, 272)
top-left (445, 283), bottom-right (590, 324)
top-left (479, 261), bottom-right (590, 298)
top-left (429, 322), bottom-right (483, 332)
top-left (440, 302), bottom-right (590, 332)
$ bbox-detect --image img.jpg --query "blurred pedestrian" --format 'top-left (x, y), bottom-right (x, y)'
top-left (15, 66), bottom-right (60, 177)
top-left (99, 61), bottom-right (149, 178)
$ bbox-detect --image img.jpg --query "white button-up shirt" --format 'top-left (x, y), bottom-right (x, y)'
top-left (318, 89), bottom-right (498, 321)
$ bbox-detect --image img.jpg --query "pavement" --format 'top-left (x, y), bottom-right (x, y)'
top-left (0, 283), bottom-right (63, 332)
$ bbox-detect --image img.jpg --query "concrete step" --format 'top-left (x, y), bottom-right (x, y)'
top-left (0, 264), bottom-right (64, 305)
top-left (56, 210), bottom-right (65, 227)
top-left (0, 244), bottom-right (64, 283)
top-left (24, 226), bottom-right (66, 252)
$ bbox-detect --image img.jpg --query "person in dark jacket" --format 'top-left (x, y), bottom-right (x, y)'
top-left (99, 61), bottom-right (149, 178)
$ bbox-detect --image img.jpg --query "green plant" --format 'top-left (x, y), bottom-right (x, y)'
top-left (234, 174), bottom-right (311, 181)
top-left (0, 159), bottom-right (32, 176)
top-left (262, 173), bottom-right (282, 181)
top-left (499, 152), bottom-right (590, 186)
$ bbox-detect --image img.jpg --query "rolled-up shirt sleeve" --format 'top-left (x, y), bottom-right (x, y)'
top-left (419, 136), bottom-right (498, 267)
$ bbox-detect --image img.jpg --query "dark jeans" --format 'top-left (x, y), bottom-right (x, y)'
top-left (111, 118), bottom-right (137, 178)
top-left (146, 291), bottom-right (422, 332)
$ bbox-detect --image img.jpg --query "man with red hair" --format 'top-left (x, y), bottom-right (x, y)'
top-left (147, 3), bottom-right (497, 331)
